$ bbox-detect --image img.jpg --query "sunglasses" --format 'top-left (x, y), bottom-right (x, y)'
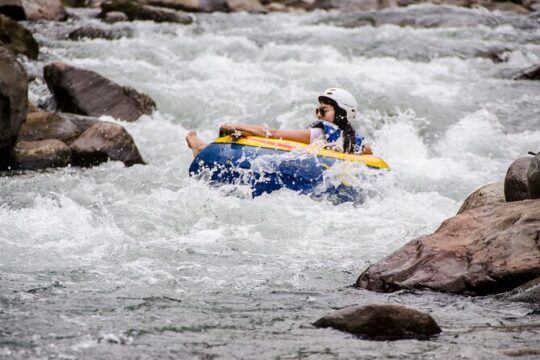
top-left (315, 107), bottom-right (328, 116)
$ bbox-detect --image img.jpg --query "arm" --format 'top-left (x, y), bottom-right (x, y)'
top-left (220, 123), bottom-right (311, 144)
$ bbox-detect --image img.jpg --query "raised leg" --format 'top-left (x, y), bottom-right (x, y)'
top-left (185, 131), bottom-right (207, 158)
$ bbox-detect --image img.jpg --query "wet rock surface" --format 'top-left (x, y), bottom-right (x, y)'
top-left (0, 46), bottom-right (28, 149)
top-left (101, 10), bottom-right (128, 22)
top-left (0, 0), bottom-right (26, 20)
top-left (505, 157), bottom-right (532, 202)
top-left (69, 121), bottom-right (145, 167)
top-left (43, 62), bottom-right (156, 122)
top-left (314, 304), bottom-right (441, 340)
top-left (17, 112), bottom-right (97, 143)
top-left (356, 200), bottom-right (540, 295)
top-left (21, 0), bottom-right (67, 21)
top-left (147, 0), bottom-right (229, 12)
top-left (227, 0), bottom-right (267, 13)
top-left (528, 153), bottom-right (540, 199)
top-left (12, 139), bottom-right (71, 169)
top-left (506, 276), bottom-right (540, 304)
top-left (100, 0), bottom-right (193, 23)
top-left (457, 182), bottom-right (505, 214)
top-left (68, 26), bottom-right (115, 40)
top-left (0, 14), bottom-right (39, 59)
top-left (514, 64), bottom-right (540, 80)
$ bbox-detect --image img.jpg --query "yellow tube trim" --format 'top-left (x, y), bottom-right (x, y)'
top-left (213, 135), bottom-right (390, 170)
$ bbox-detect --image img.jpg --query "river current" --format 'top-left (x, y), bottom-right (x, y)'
top-left (2, 5), bottom-right (540, 359)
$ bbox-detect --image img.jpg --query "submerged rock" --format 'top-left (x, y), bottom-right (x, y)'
top-left (0, 0), bottom-right (26, 20)
top-left (506, 276), bottom-right (540, 304)
top-left (313, 304), bottom-right (441, 340)
top-left (0, 46), bottom-right (28, 149)
top-left (309, 0), bottom-right (393, 12)
top-left (69, 121), bottom-right (144, 167)
top-left (12, 139), bottom-right (71, 170)
top-left (43, 62), bottom-right (156, 122)
top-left (514, 64), bottom-right (540, 80)
top-left (68, 26), bottom-right (115, 40)
top-left (457, 181), bottom-right (505, 214)
top-left (505, 157), bottom-right (532, 202)
top-left (101, 10), bottom-right (128, 22)
top-left (21, 0), bottom-right (67, 21)
top-left (100, 0), bottom-right (193, 23)
top-left (0, 14), bottom-right (39, 59)
top-left (17, 112), bottom-right (97, 143)
top-left (356, 200), bottom-right (540, 295)
top-left (528, 152), bottom-right (540, 199)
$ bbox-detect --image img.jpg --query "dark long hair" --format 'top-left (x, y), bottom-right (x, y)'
top-left (320, 98), bottom-right (357, 154)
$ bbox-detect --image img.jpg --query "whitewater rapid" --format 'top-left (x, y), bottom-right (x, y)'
top-left (2, 5), bottom-right (540, 359)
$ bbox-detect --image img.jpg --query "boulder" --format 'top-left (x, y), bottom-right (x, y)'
top-left (457, 181), bottom-right (505, 215)
top-left (100, 0), bottom-right (193, 23)
top-left (21, 0), bottom-right (67, 21)
top-left (528, 152), bottom-right (540, 199)
top-left (313, 304), bottom-right (441, 340)
top-left (356, 200), bottom-right (540, 296)
top-left (17, 112), bottom-right (97, 143)
top-left (68, 26), bottom-right (115, 40)
top-left (101, 10), bottom-right (128, 22)
top-left (514, 64), bottom-right (540, 81)
top-left (12, 139), bottom-right (71, 170)
top-left (265, 2), bottom-right (288, 12)
top-left (0, 0), bottom-right (26, 20)
top-left (0, 14), bottom-right (39, 59)
top-left (227, 0), bottom-right (267, 12)
top-left (0, 46), bottom-right (28, 149)
top-left (507, 276), bottom-right (540, 304)
top-left (308, 0), bottom-right (392, 11)
top-left (43, 62), bottom-right (156, 122)
top-left (146, 0), bottom-right (229, 12)
top-left (504, 157), bottom-right (532, 202)
top-left (69, 121), bottom-right (144, 167)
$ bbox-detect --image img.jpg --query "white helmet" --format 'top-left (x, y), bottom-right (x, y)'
top-left (318, 88), bottom-right (358, 122)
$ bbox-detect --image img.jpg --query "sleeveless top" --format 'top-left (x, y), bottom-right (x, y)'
top-left (309, 120), bottom-right (364, 153)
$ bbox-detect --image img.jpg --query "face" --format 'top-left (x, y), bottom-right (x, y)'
top-left (316, 102), bottom-right (335, 122)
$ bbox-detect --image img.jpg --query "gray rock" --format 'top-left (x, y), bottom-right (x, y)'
top-left (505, 157), bottom-right (532, 202)
top-left (102, 10), bottom-right (128, 22)
top-left (69, 121), bottom-right (144, 167)
top-left (528, 152), bottom-right (540, 199)
top-left (43, 62), bottom-right (156, 122)
top-left (0, 46), bottom-right (28, 149)
top-left (356, 200), bottom-right (540, 295)
top-left (12, 139), bottom-right (71, 170)
top-left (0, 14), bottom-right (39, 59)
top-left (68, 26), bottom-right (115, 40)
top-left (100, 0), bottom-right (193, 23)
top-left (457, 181), bottom-right (505, 215)
top-left (0, 0), bottom-right (26, 20)
top-left (313, 304), bottom-right (441, 340)
top-left (507, 277), bottom-right (540, 304)
top-left (21, 0), bottom-right (67, 21)
top-left (17, 111), bottom-right (98, 143)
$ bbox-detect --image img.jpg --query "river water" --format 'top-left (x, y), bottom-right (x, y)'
top-left (2, 5), bottom-right (540, 359)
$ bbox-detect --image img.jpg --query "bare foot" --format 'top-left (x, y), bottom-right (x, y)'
top-left (186, 131), bottom-right (207, 158)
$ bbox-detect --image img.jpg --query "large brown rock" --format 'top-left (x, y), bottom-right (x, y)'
top-left (17, 112), bottom-right (97, 143)
top-left (43, 62), bottom-right (156, 122)
top-left (21, 0), bottom-right (67, 21)
top-left (12, 139), bottom-right (71, 170)
top-left (457, 181), bottom-right (505, 215)
top-left (528, 153), bottom-right (540, 199)
top-left (68, 26), bottom-right (115, 40)
top-left (505, 157), bottom-right (532, 202)
top-left (356, 200), bottom-right (540, 295)
top-left (69, 121), bottom-right (144, 167)
top-left (227, 0), bottom-right (267, 12)
top-left (0, 14), bottom-right (39, 59)
top-left (313, 304), bottom-right (441, 340)
top-left (0, 46), bottom-right (28, 149)
top-left (0, 0), bottom-right (26, 20)
top-left (100, 0), bottom-right (193, 23)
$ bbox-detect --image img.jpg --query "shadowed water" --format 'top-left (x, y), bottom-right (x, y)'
top-left (2, 5), bottom-right (540, 359)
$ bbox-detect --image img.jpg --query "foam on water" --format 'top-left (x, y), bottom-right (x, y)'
top-left (3, 7), bottom-right (540, 359)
